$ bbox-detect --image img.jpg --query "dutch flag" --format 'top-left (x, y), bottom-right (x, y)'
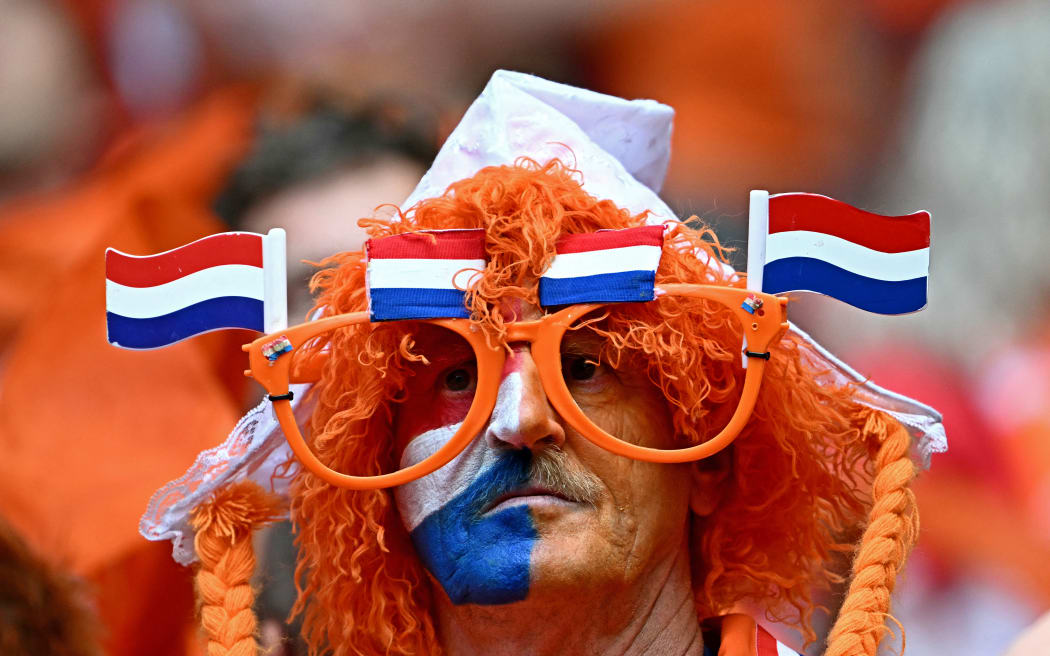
top-left (538, 225), bottom-right (664, 307)
top-left (366, 230), bottom-right (488, 321)
top-left (747, 191), bottom-right (930, 315)
top-left (105, 230), bottom-right (287, 349)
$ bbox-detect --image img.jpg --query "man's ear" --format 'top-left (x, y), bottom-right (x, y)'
top-left (688, 451), bottom-right (730, 517)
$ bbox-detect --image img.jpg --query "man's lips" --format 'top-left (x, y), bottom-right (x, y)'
top-left (482, 485), bottom-right (575, 514)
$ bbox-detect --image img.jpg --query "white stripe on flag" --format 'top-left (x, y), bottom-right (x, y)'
top-left (105, 264), bottom-right (264, 318)
top-left (542, 244), bottom-right (661, 279)
top-left (765, 231), bottom-right (929, 282)
top-left (367, 258), bottom-right (486, 290)
top-left (777, 641), bottom-right (799, 656)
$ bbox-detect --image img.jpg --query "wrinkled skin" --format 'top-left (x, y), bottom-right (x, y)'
top-left (392, 303), bottom-right (715, 655)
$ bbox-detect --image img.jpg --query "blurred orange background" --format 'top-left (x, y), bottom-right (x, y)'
top-left (1, 0), bottom-right (1047, 654)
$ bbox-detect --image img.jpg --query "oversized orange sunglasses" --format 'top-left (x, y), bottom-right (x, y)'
top-left (244, 283), bottom-right (787, 490)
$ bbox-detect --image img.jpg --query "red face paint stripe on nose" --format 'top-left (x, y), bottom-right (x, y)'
top-left (500, 348), bottom-right (526, 378)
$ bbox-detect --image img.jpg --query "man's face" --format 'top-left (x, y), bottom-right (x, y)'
top-left (391, 305), bottom-right (695, 606)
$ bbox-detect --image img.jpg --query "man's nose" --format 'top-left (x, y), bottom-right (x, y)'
top-left (487, 346), bottom-right (566, 450)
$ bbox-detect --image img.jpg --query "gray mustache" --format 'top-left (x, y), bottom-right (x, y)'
top-left (528, 447), bottom-right (603, 506)
top-left (469, 446), bottom-right (604, 518)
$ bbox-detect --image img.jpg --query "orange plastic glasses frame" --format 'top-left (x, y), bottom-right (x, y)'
top-left (244, 284), bottom-right (787, 490)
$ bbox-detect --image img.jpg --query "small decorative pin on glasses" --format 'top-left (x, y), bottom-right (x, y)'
top-left (741, 293), bottom-right (764, 315)
top-left (262, 336), bottom-right (293, 365)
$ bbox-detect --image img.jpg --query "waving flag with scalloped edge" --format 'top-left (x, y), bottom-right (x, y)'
top-left (747, 192), bottom-right (930, 315)
top-left (106, 230), bottom-right (287, 349)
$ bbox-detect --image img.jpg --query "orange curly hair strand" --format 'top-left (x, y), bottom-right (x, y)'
top-left (191, 480), bottom-right (283, 656)
top-left (280, 159), bottom-right (915, 656)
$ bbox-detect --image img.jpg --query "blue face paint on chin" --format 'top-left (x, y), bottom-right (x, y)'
top-left (409, 450), bottom-right (537, 605)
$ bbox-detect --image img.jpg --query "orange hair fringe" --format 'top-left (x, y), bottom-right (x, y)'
top-left (273, 159), bottom-right (917, 656)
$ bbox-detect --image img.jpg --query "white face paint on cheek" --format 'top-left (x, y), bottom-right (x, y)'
top-left (394, 372), bottom-right (526, 533)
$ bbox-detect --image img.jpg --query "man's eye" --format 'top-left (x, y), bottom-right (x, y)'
top-left (563, 355), bottom-right (598, 381)
top-left (443, 367), bottom-right (474, 391)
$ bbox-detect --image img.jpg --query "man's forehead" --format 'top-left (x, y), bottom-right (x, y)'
top-left (498, 297), bottom-right (543, 323)
top-left (404, 324), bottom-right (472, 362)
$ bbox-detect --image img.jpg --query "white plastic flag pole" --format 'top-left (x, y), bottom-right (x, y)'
top-left (747, 190), bottom-right (769, 294)
top-left (262, 228), bottom-right (288, 333)
top-left (743, 190), bottom-right (769, 368)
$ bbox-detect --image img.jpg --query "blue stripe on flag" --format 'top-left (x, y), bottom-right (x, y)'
top-left (539, 270), bottom-right (656, 306)
top-left (369, 288), bottom-right (470, 321)
top-left (764, 257), bottom-right (927, 314)
top-left (106, 296), bottom-right (264, 349)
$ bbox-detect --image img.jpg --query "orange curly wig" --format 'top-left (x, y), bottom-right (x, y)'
top-left (194, 159), bottom-right (918, 656)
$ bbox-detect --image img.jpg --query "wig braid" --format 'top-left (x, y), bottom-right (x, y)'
top-left (191, 481), bottom-right (283, 656)
top-left (826, 409), bottom-right (919, 656)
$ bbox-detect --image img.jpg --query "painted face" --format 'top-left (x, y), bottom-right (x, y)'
top-left (392, 308), bottom-right (694, 606)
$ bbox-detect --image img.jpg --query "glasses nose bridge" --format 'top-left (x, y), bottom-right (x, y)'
top-left (487, 323), bottom-right (567, 451)
top-left (503, 320), bottom-right (543, 344)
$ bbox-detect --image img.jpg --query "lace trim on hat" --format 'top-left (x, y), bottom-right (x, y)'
top-left (791, 322), bottom-right (947, 468)
top-left (138, 384), bottom-right (312, 565)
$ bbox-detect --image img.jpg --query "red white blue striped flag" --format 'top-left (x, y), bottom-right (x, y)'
top-left (105, 230), bottom-right (286, 349)
top-left (748, 191), bottom-right (930, 315)
top-left (366, 230), bottom-right (487, 321)
top-left (757, 624), bottom-right (799, 655)
top-left (539, 225), bottom-right (664, 306)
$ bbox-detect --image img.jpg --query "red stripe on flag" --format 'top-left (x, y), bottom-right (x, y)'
top-left (756, 625), bottom-right (781, 656)
top-left (106, 232), bottom-right (262, 288)
top-left (367, 230), bottom-right (487, 260)
top-left (555, 225), bottom-right (664, 254)
top-left (769, 193), bottom-right (929, 254)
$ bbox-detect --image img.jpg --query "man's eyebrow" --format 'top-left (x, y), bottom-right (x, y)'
top-left (405, 336), bottom-right (475, 363)
top-left (561, 327), bottom-right (606, 346)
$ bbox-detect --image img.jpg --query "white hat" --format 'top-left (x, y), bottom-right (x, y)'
top-left (142, 70), bottom-right (945, 565)
top-left (403, 70), bottom-right (676, 220)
